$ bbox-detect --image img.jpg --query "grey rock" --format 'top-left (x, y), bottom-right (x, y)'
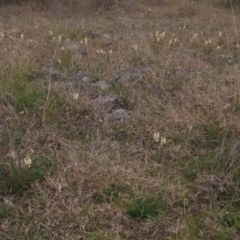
top-left (51, 81), bottom-right (73, 90)
top-left (44, 67), bottom-right (63, 80)
top-left (220, 54), bottom-right (239, 64)
top-left (64, 42), bottom-right (79, 50)
top-left (91, 80), bottom-right (109, 91)
top-left (73, 71), bottom-right (95, 84)
top-left (106, 109), bottom-right (131, 122)
top-left (106, 42), bottom-right (117, 51)
top-left (91, 95), bottom-right (116, 109)
top-left (103, 34), bottom-right (111, 39)
top-left (33, 79), bottom-right (73, 91)
top-left (114, 67), bottom-right (143, 83)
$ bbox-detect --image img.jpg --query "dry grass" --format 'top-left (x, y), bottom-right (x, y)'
top-left (1, 0), bottom-right (240, 239)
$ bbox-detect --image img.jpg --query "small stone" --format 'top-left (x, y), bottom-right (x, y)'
top-left (114, 67), bottom-right (143, 83)
top-left (106, 109), bottom-right (131, 122)
top-left (103, 34), bottom-right (111, 39)
top-left (91, 95), bottom-right (116, 109)
top-left (49, 67), bottom-right (62, 80)
top-left (52, 81), bottom-right (73, 90)
top-left (91, 80), bottom-right (109, 91)
top-left (73, 71), bottom-right (95, 84)
top-left (64, 42), bottom-right (79, 50)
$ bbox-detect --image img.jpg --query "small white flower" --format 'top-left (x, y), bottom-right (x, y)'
top-left (84, 38), bottom-right (88, 45)
top-left (58, 35), bottom-right (62, 42)
top-left (100, 49), bottom-right (106, 54)
top-left (224, 103), bottom-right (231, 110)
top-left (27, 148), bottom-right (34, 156)
top-left (132, 44), bottom-right (138, 50)
top-left (159, 32), bottom-right (166, 39)
top-left (192, 33), bottom-right (198, 39)
top-left (7, 150), bottom-right (15, 159)
top-left (0, 32), bottom-right (5, 38)
top-left (20, 33), bottom-right (24, 39)
top-left (24, 156), bottom-right (32, 167)
top-left (219, 31), bottom-right (222, 37)
top-left (153, 132), bottom-right (160, 142)
top-left (169, 37), bottom-right (177, 45)
top-left (204, 39), bottom-right (213, 45)
top-left (73, 93), bottom-right (79, 100)
top-left (160, 137), bottom-right (167, 146)
top-left (157, 32), bottom-right (165, 42)
top-left (190, 33), bottom-right (198, 42)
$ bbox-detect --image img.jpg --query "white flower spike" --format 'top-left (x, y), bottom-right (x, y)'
top-left (73, 93), bottom-right (79, 100)
top-left (153, 132), bottom-right (160, 142)
top-left (24, 156), bottom-right (32, 167)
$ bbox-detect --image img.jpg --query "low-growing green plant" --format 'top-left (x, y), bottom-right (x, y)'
top-left (126, 196), bottom-right (166, 220)
top-left (145, 165), bottom-right (161, 177)
top-left (93, 184), bottom-right (132, 203)
top-left (27, 230), bottom-right (51, 240)
top-left (104, 184), bottom-right (132, 202)
top-left (202, 40), bottom-right (214, 55)
top-left (183, 168), bottom-right (198, 181)
top-left (15, 88), bottom-right (46, 114)
top-left (115, 96), bottom-right (134, 110)
top-left (0, 157), bottom-right (52, 194)
top-left (221, 211), bottom-right (240, 228)
top-left (0, 202), bottom-right (13, 219)
top-left (150, 149), bottom-right (164, 163)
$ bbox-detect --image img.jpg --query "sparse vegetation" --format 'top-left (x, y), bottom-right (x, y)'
top-left (1, 0), bottom-right (240, 239)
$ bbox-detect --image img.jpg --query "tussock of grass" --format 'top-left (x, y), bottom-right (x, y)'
top-left (1, 0), bottom-right (240, 239)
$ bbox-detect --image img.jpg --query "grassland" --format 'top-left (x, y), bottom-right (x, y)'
top-left (1, 0), bottom-right (240, 239)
